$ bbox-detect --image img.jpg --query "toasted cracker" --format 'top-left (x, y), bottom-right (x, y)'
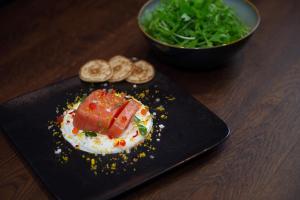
top-left (108, 55), bottom-right (133, 82)
top-left (79, 59), bottom-right (113, 82)
top-left (126, 60), bottom-right (155, 84)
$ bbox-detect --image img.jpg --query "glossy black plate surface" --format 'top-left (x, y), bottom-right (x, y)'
top-left (0, 72), bottom-right (229, 200)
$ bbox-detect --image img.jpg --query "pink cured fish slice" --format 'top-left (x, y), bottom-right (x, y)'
top-left (73, 89), bottom-right (127, 133)
top-left (107, 100), bottom-right (141, 138)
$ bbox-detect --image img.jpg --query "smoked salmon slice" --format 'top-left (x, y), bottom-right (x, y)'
top-left (73, 89), bottom-right (141, 138)
top-left (73, 89), bottom-right (126, 133)
top-left (107, 100), bottom-right (141, 138)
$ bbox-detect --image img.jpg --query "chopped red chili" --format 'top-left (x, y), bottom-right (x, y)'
top-left (89, 102), bottom-right (97, 110)
top-left (72, 127), bottom-right (79, 134)
top-left (141, 108), bottom-right (147, 116)
top-left (119, 139), bottom-right (126, 146)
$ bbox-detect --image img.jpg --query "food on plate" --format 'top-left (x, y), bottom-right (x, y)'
top-left (107, 100), bottom-right (141, 138)
top-left (73, 89), bottom-right (127, 133)
top-left (141, 0), bottom-right (249, 48)
top-left (60, 89), bottom-right (153, 154)
top-left (108, 55), bottom-right (133, 82)
top-left (49, 83), bottom-right (175, 173)
top-left (126, 60), bottom-right (155, 84)
top-left (79, 60), bottom-right (113, 82)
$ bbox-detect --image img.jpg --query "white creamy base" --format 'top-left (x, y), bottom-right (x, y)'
top-left (60, 102), bottom-right (153, 155)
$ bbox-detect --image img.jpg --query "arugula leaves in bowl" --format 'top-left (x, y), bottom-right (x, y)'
top-left (141, 0), bottom-right (250, 48)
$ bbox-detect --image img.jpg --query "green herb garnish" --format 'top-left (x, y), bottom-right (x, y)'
top-left (84, 131), bottom-right (97, 137)
top-left (134, 116), bottom-right (148, 136)
top-left (134, 116), bottom-right (141, 123)
top-left (141, 0), bottom-right (249, 48)
top-left (138, 124), bottom-right (148, 136)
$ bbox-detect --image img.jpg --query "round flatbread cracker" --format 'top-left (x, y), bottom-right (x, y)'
top-left (126, 60), bottom-right (155, 84)
top-left (108, 55), bottom-right (133, 82)
top-left (79, 59), bottom-right (113, 82)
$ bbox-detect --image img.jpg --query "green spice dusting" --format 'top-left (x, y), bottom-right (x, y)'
top-left (141, 0), bottom-right (249, 48)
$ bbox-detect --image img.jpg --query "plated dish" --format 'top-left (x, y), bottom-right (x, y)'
top-left (50, 82), bottom-right (173, 174)
top-left (0, 71), bottom-right (229, 199)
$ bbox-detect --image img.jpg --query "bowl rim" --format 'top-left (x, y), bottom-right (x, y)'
top-left (137, 0), bottom-right (261, 50)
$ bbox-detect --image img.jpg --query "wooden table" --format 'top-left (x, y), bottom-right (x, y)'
top-left (1, 0), bottom-right (300, 199)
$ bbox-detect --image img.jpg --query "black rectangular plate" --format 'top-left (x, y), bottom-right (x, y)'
top-left (0, 72), bottom-right (229, 200)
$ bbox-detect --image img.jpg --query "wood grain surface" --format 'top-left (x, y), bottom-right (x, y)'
top-left (1, 0), bottom-right (300, 199)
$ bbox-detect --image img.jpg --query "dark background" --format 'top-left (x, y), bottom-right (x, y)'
top-left (0, 0), bottom-right (300, 199)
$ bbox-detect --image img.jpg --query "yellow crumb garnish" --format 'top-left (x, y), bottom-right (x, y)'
top-left (160, 114), bottom-right (168, 120)
top-left (156, 105), bottom-right (165, 112)
top-left (91, 165), bottom-right (97, 170)
top-left (113, 139), bottom-right (120, 146)
top-left (120, 154), bottom-right (128, 161)
top-left (53, 131), bottom-right (59, 136)
top-left (74, 96), bottom-right (82, 103)
top-left (115, 92), bottom-right (122, 97)
top-left (91, 158), bottom-right (97, 170)
top-left (62, 156), bottom-right (68, 162)
top-left (138, 92), bottom-right (145, 99)
top-left (139, 152), bottom-right (146, 158)
top-left (67, 103), bottom-right (73, 109)
top-left (145, 133), bottom-right (152, 140)
top-left (111, 163), bottom-right (117, 170)
top-left (166, 96), bottom-right (176, 101)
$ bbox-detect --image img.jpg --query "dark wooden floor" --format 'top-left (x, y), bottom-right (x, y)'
top-left (1, 0), bottom-right (300, 199)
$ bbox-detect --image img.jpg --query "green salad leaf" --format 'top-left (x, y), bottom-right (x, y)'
top-left (141, 0), bottom-right (249, 48)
